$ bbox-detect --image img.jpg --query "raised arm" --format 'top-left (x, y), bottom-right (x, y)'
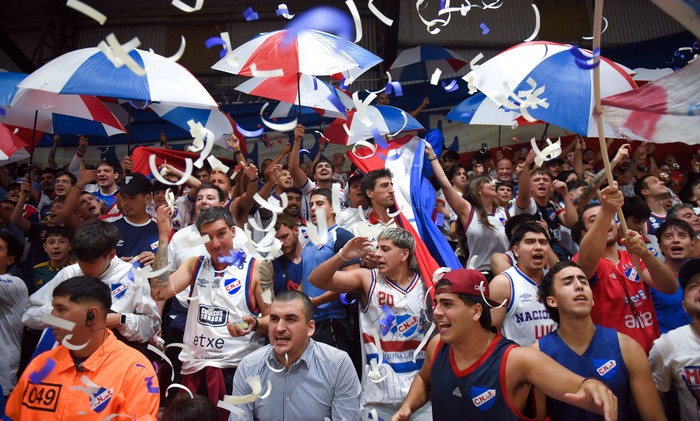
top-left (230, 161), bottom-right (260, 225)
top-left (48, 134), bottom-right (60, 169)
top-left (58, 169), bottom-right (97, 228)
top-left (288, 124), bottom-right (310, 188)
top-left (161, 163), bottom-right (201, 200)
top-left (577, 184), bottom-right (623, 279)
top-left (149, 205), bottom-right (193, 301)
top-left (68, 136), bottom-right (88, 178)
top-left (10, 179), bottom-right (31, 232)
top-left (409, 97), bottom-right (429, 118)
top-left (515, 150), bottom-right (536, 211)
top-left (623, 229), bottom-right (677, 294)
top-left (308, 236), bottom-right (373, 295)
top-left (553, 180), bottom-right (578, 229)
top-left (424, 141), bottom-right (471, 218)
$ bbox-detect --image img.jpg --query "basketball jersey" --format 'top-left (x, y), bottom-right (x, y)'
top-left (359, 269), bottom-right (428, 407)
top-left (574, 252), bottom-right (660, 353)
top-left (181, 255), bottom-right (260, 374)
top-left (539, 326), bottom-right (631, 421)
top-left (462, 206), bottom-right (509, 272)
top-left (430, 335), bottom-right (529, 420)
top-left (646, 212), bottom-right (666, 236)
top-left (111, 215), bottom-right (160, 258)
top-left (501, 265), bottom-right (557, 345)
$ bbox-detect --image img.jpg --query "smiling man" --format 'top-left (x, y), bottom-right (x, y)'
top-left (93, 161), bottom-right (121, 210)
top-left (231, 290), bottom-right (361, 420)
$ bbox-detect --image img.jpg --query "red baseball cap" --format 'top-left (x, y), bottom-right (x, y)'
top-left (436, 269), bottom-right (499, 306)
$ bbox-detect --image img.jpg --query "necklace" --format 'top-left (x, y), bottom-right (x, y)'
top-left (483, 332), bottom-right (494, 355)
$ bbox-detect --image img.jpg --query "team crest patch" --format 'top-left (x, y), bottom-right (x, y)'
top-left (594, 359), bottom-right (617, 380)
top-left (224, 278), bottom-right (242, 295)
top-left (471, 386), bottom-right (496, 412)
top-left (72, 375), bottom-right (113, 414)
top-left (111, 282), bottom-right (127, 299)
top-left (624, 266), bottom-right (640, 282)
top-left (392, 314), bottom-right (421, 337)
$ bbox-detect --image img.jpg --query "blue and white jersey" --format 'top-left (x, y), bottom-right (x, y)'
top-left (501, 265), bottom-right (557, 345)
top-left (109, 215), bottom-right (160, 258)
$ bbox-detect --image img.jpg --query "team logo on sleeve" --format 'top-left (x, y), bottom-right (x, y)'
top-left (224, 278), bottom-right (242, 295)
top-left (594, 359), bottom-right (618, 380)
top-left (111, 282), bottom-right (127, 299)
top-left (470, 386), bottom-right (496, 411)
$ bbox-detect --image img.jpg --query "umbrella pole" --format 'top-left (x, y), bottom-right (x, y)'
top-left (28, 109), bottom-right (38, 177)
top-left (591, 0), bottom-right (642, 273)
top-left (127, 104), bottom-right (133, 155)
top-left (297, 72), bottom-right (302, 119)
top-left (539, 123), bottom-right (549, 143)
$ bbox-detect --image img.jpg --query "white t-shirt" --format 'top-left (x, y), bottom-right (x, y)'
top-left (0, 274), bottom-right (27, 396)
top-left (649, 324), bottom-right (700, 421)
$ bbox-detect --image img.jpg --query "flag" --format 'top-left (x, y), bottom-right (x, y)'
top-left (131, 146), bottom-right (237, 176)
top-left (602, 59), bottom-right (700, 143)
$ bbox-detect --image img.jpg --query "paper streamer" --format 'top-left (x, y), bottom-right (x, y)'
top-left (441, 79), bottom-right (459, 92)
top-left (379, 304), bottom-right (395, 335)
top-left (186, 120), bottom-right (215, 168)
top-left (97, 36), bottom-right (139, 69)
top-left (388, 111), bottom-right (410, 137)
top-left (368, 0), bottom-right (393, 25)
top-left (235, 122), bottom-right (264, 138)
top-left (207, 155), bottom-right (230, 174)
top-left (223, 376), bottom-right (263, 404)
top-left (346, 0), bottom-right (363, 42)
top-left (582, 16), bottom-right (608, 40)
top-left (366, 358), bottom-right (388, 383)
top-left (494, 78), bottom-right (549, 122)
top-left (42, 313), bottom-right (76, 331)
top-left (352, 91), bottom-right (377, 127)
top-left (480, 22), bottom-right (490, 35)
top-left (411, 322), bottom-right (435, 363)
top-left (149, 154), bottom-right (194, 186)
top-left (251, 63), bottom-right (284, 77)
top-left (430, 68), bottom-right (442, 85)
top-left (340, 292), bottom-right (357, 305)
top-left (385, 81), bottom-right (403, 97)
top-left (243, 6), bottom-right (259, 21)
top-left (276, 3), bottom-right (294, 19)
top-left (387, 207), bottom-right (402, 218)
top-left (167, 35), bottom-right (186, 62)
top-left (165, 188), bottom-right (175, 213)
top-left (467, 254), bottom-right (479, 270)
top-left (259, 381), bottom-right (273, 399)
top-left (260, 103), bottom-right (298, 132)
top-left (166, 383), bottom-right (194, 399)
top-left (29, 358), bottom-right (56, 384)
top-left (205, 36), bottom-right (228, 59)
top-left (148, 344), bottom-right (176, 381)
top-left (306, 208), bottom-right (329, 247)
top-left (253, 192), bottom-right (288, 215)
top-left (105, 34), bottom-right (146, 76)
top-left (523, 3), bottom-right (540, 42)
top-left (331, 183), bottom-right (343, 216)
top-left (61, 335), bottom-right (90, 351)
top-left (66, 0), bottom-right (107, 25)
top-left (171, 0), bottom-right (204, 13)
top-left (265, 353), bottom-right (288, 373)
top-left (165, 342), bottom-right (195, 361)
top-left (135, 264), bottom-right (172, 279)
top-left (530, 137), bottom-right (562, 167)
top-left (482, 0), bottom-right (504, 9)
top-left (352, 141), bottom-right (378, 160)
top-left (217, 400), bottom-right (246, 419)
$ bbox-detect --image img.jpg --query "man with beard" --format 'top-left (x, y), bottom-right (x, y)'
top-left (653, 219), bottom-right (694, 333)
top-left (575, 184), bottom-right (677, 353)
top-left (272, 215), bottom-right (303, 294)
top-left (232, 290), bottom-right (361, 420)
top-left (37, 168), bottom-right (56, 214)
top-left (489, 223), bottom-right (557, 345)
top-left (649, 258), bottom-right (700, 421)
top-left (289, 125), bottom-right (341, 220)
top-left (281, 187), bottom-right (308, 246)
top-left (351, 169), bottom-right (398, 242)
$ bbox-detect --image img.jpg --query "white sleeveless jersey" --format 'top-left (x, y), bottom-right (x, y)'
top-left (181, 255), bottom-right (261, 374)
top-left (501, 265), bottom-right (557, 345)
top-left (359, 269), bottom-right (429, 407)
top-left (463, 206), bottom-right (509, 272)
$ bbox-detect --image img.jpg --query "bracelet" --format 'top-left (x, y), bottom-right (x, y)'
top-left (233, 150), bottom-right (243, 155)
top-left (251, 316), bottom-right (259, 331)
top-left (338, 250), bottom-right (351, 262)
top-left (580, 377), bottom-right (600, 387)
top-left (428, 155), bottom-right (438, 162)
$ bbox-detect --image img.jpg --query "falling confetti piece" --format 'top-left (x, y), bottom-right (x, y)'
top-left (171, 0), bottom-right (204, 13)
top-left (480, 22), bottom-right (490, 35)
top-left (243, 6), bottom-right (259, 21)
top-left (66, 0), bottom-right (107, 24)
top-left (29, 358), bottom-right (56, 384)
top-left (276, 3), bottom-right (294, 19)
top-left (523, 3), bottom-right (540, 42)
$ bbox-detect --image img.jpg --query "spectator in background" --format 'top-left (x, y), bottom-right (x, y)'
top-left (496, 158), bottom-right (515, 183)
top-left (635, 174), bottom-right (669, 236)
top-left (32, 226), bottom-right (73, 293)
top-left (351, 169), bottom-right (399, 242)
top-left (620, 196), bottom-right (663, 261)
top-left (273, 214), bottom-right (303, 295)
top-left (0, 230), bottom-right (27, 402)
top-left (93, 160), bottom-right (121, 211)
top-left (53, 170), bottom-right (76, 200)
top-left (37, 167), bottom-right (56, 214)
top-left (440, 149), bottom-right (460, 172)
top-left (162, 394), bottom-right (218, 421)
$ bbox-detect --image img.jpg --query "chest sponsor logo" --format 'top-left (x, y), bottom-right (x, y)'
top-left (21, 382), bottom-right (61, 412)
top-left (470, 386), bottom-right (497, 411)
top-left (196, 278), bottom-right (209, 288)
top-left (197, 304), bottom-right (229, 327)
top-left (594, 359), bottom-right (618, 380)
top-left (111, 282), bottom-right (127, 299)
top-left (514, 310), bottom-right (551, 323)
top-left (224, 277), bottom-right (242, 295)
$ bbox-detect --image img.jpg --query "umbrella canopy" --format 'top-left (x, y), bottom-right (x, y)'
top-left (212, 29), bottom-right (381, 78)
top-left (17, 48), bottom-right (217, 109)
top-left (447, 92), bottom-right (523, 126)
top-left (0, 123), bottom-right (29, 162)
top-left (602, 59), bottom-right (700, 143)
top-left (0, 72), bottom-right (126, 137)
top-left (148, 104), bottom-right (247, 150)
top-left (389, 45), bottom-right (467, 82)
top-left (324, 105), bottom-right (424, 145)
top-left (468, 41), bottom-right (637, 136)
top-left (236, 74), bottom-right (349, 118)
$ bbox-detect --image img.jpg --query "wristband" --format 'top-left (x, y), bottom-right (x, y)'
top-left (338, 250), bottom-right (351, 262)
top-left (247, 176), bottom-right (259, 183)
top-left (251, 316), bottom-right (259, 331)
top-left (428, 155), bottom-right (438, 162)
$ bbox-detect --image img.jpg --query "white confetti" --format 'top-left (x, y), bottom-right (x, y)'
top-left (262, 288), bottom-right (273, 305)
top-left (66, 0), bottom-right (107, 25)
top-left (523, 3), bottom-right (540, 42)
top-left (186, 120), bottom-right (215, 168)
top-left (265, 353), bottom-right (288, 373)
top-left (277, 3), bottom-right (295, 19)
top-left (206, 155), bottom-right (230, 174)
top-left (165, 383), bottom-right (194, 399)
top-left (165, 342), bottom-right (195, 361)
top-left (530, 137), bottom-right (562, 168)
top-left (167, 35), bottom-right (187, 62)
top-left (42, 313), bottom-right (76, 331)
top-left (149, 154), bottom-right (193, 186)
top-left (352, 91), bottom-right (377, 127)
top-left (306, 208), bottom-right (329, 247)
top-left (346, 0), bottom-right (363, 43)
top-left (181, 234), bottom-right (210, 248)
top-left (260, 102), bottom-right (298, 132)
top-left (368, 0), bottom-right (393, 25)
top-left (351, 141), bottom-right (378, 160)
top-left (105, 34), bottom-right (146, 76)
top-left (430, 68), bottom-right (442, 85)
top-left (582, 17), bottom-right (608, 40)
top-left (217, 400), bottom-right (246, 419)
top-left (135, 264), bottom-right (171, 279)
top-left (366, 358), bottom-right (388, 383)
top-left (253, 192), bottom-right (288, 215)
top-left (259, 381), bottom-right (273, 399)
top-left (412, 322), bottom-right (435, 363)
top-left (171, 0), bottom-right (204, 13)
top-left (147, 344), bottom-right (176, 381)
top-left (224, 376), bottom-right (262, 404)
top-left (61, 334), bottom-right (90, 351)
top-left (165, 188), bottom-right (175, 212)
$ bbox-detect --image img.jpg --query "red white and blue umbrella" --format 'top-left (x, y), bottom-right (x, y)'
top-left (0, 123), bottom-right (29, 163)
top-left (469, 41), bottom-right (637, 136)
top-left (212, 29), bottom-right (381, 77)
top-left (148, 104), bottom-right (244, 147)
top-left (236, 74), bottom-right (350, 118)
top-left (324, 105), bottom-right (424, 145)
top-left (447, 92), bottom-right (522, 126)
top-left (17, 48), bottom-right (218, 109)
top-left (0, 72), bottom-right (126, 137)
top-left (389, 45), bottom-right (467, 82)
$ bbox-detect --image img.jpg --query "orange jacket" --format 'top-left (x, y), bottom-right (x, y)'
top-left (6, 330), bottom-right (159, 420)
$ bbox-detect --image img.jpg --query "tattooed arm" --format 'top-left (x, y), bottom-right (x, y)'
top-left (253, 259), bottom-right (274, 332)
top-left (149, 205), bottom-right (193, 301)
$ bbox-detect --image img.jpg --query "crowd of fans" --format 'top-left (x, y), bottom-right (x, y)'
top-left (1, 127), bottom-right (700, 421)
